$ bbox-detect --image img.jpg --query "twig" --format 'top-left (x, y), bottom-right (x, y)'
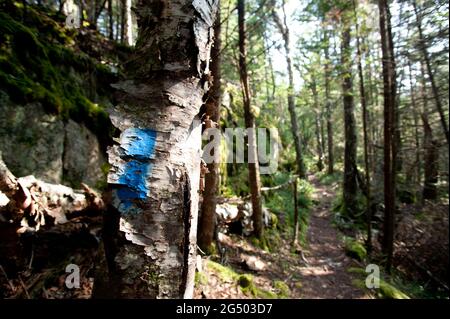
top-left (18, 275), bottom-right (31, 299)
top-left (197, 244), bottom-right (206, 256)
top-left (28, 245), bottom-right (34, 270)
top-left (0, 264), bottom-right (15, 292)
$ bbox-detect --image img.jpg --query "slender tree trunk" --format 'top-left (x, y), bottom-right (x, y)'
top-left (323, 27), bottom-right (334, 175)
top-left (292, 178), bottom-right (299, 245)
top-left (353, 1), bottom-right (372, 252)
top-left (422, 114), bottom-right (439, 200)
top-left (420, 62), bottom-right (438, 200)
top-left (379, 0), bottom-right (397, 272)
top-left (272, 0), bottom-right (306, 178)
top-left (238, 0), bottom-right (263, 239)
top-left (108, 0), bottom-right (114, 40)
top-left (198, 9), bottom-right (222, 253)
top-left (124, 0), bottom-right (133, 45)
top-left (319, 109), bottom-right (326, 163)
top-left (408, 61), bottom-right (421, 187)
top-left (120, 0), bottom-right (126, 43)
top-left (311, 79), bottom-right (324, 171)
top-left (263, 31), bottom-right (276, 104)
top-left (78, 0), bottom-right (84, 24)
top-left (115, 0), bottom-right (120, 42)
top-left (98, 0), bottom-right (219, 298)
top-left (341, 13), bottom-right (358, 217)
top-left (413, 0), bottom-right (449, 144)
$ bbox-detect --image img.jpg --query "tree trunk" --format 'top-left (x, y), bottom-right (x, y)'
top-left (408, 60), bottom-right (421, 187)
top-left (292, 178), bottom-right (299, 245)
top-left (311, 79), bottom-right (324, 171)
top-left (108, 0), bottom-right (114, 40)
top-left (238, 0), bottom-right (264, 239)
top-left (198, 9), bottom-right (222, 253)
top-left (263, 31), bottom-right (276, 105)
top-left (272, 0), bottom-right (306, 179)
top-left (341, 13), bottom-right (358, 217)
top-left (124, 0), bottom-right (133, 45)
top-left (120, 0), bottom-right (126, 43)
top-left (413, 0), bottom-right (449, 144)
top-left (420, 61), bottom-right (438, 200)
top-left (100, 0), bottom-right (219, 298)
top-left (323, 26), bottom-right (334, 175)
top-left (378, 0), bottom-right (397, 272)
top-left (422, 114), bottom-right (439, 200)
top-left (353, 0), bottom-right (372, 252)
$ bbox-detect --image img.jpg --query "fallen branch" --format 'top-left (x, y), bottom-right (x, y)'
top-left (261, 175), bottom-right (298, 192)
top-left (0, 152), bottom-right (105, 233)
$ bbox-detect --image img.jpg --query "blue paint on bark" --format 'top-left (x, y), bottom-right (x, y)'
top-left (115, 128), bottom-right (157, 210)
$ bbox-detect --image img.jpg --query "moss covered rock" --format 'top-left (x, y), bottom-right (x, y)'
top-left (273, 280), bottom-right (290, 298)
top-left (344, 238), bottom-right (367, 261)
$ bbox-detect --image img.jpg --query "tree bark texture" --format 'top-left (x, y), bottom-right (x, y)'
top-left (104, 0), bottom-right (219, 298)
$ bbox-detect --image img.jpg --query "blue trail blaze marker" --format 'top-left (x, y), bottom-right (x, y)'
top-left (115, 128), bottom-right (157, 211)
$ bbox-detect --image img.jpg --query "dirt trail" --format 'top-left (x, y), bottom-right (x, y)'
top-left (297, 175), bottom-right (368, 298)
top-left (195, 174), bottom-right (369, 299)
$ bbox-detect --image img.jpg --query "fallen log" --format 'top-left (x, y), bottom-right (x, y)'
top-left (0, 152), bottom-right (105, 233)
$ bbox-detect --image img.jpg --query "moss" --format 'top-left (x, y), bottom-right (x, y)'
top-left (344, 237), bottom-right (367, 261)
top-left (195, 271), bottom-right (208, 286)
top-left (352, 278), bottom-right (367, 290)
top-left (350, 267), bottom-right (411, 299)
top-left (0, 6), bottom-right (115, 143)
top-left (378, 280), bottom-right (410, 299)
top-left (206, 260), bottom-right (239, 282)
top-left (238, 275), bottom-right (277, 299)
top-left (347, 267), bottom-right (368, 276)
top-left (237, 274), bottom-right (252, 288)
top-left (270, 213), bottom-right (278, 229)
top-left (206, 261), bottom-right (279, 299)
top-left (254, 287), bottom-right (277, 299)
top-left (250, 236), bottom-right (270, 252)
top-left (273, 280), bottom-right (290, 298)
top-left (141, 265), bottom-right (160, 288)
top-left (205, 242), bottom-right (218, 256)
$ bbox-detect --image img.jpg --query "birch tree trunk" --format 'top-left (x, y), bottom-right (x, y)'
top-left (124, 0), bottom-right (133, 45)
top-left (102, 0), bottom-right (218, 298)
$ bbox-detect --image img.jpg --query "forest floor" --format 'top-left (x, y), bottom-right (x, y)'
top-left (194, 175), bottom-right (371, 299)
